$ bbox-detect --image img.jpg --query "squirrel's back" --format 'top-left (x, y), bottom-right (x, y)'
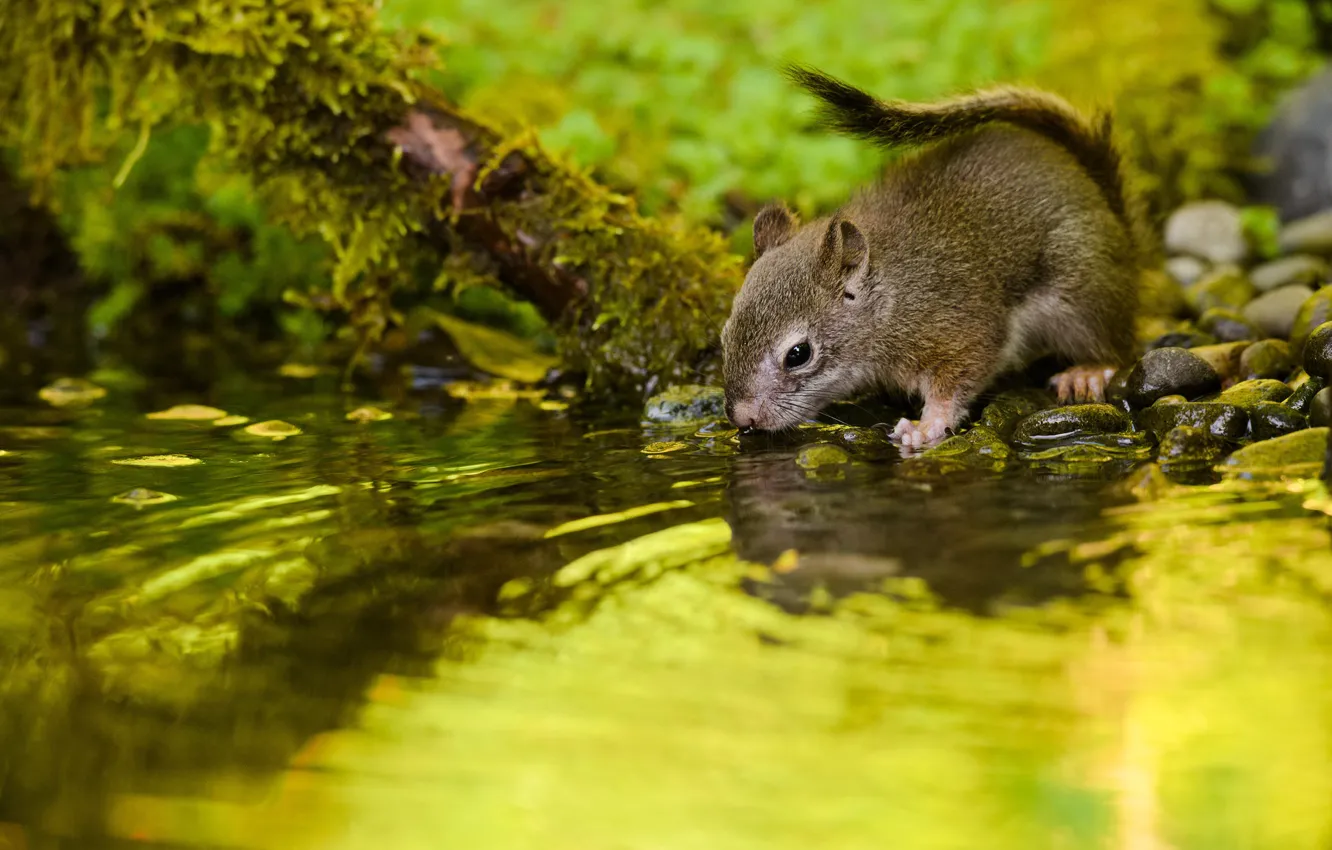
top-left (785, 65), bottom-right (1147, 260)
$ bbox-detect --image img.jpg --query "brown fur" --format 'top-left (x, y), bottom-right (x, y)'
top-left (721, 68), bottom-right (1146, 444)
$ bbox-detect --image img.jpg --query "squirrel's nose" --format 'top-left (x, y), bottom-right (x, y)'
top-left (727, 399), bottom-right (758, 431)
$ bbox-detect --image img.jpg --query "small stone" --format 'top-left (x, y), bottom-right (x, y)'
top-left (1251, 401), bottom-right (1308, 441)
top-left (111, 488), bottom-right (178, 508)
top-left (1250, 255), bottom-right (1328, 291)
top-left (146, 404), bottom-right (228, 421)
top-left (1285, 375), bottom-right (1327, 414)
top-left (796, 444), bottom-right (850, 469)
top-left (1238, 339), bottom-right (1294, 380)
top-left (1198, 308), bottom-right (1262, 342)
top-left (1011, 404), bottom-right (1132, 448)
top-left (1152, 395), bottom-right (1188, 406)
top-left (1165, 256), bottom-right (1209, 286)
top-left (642, 441), bottom-right (689, 455)
top-left (346, 406), bottom-right (393, 423)
top-left (1278, 210), bottom-right (1332, 255)
top-left (38, 377), bottom-right (107, 408)
top-left (1311, 388), bottom-right (1332, 427)
top-left (243, 420), bottom-right (302, 440)
top-left (1216, 378), bottom-right (1294, 408)
top-left (1138, 402), bottom-right (1248, 440)
top-left (977, 392), bottom-right (1045, 438)
top-left (1291, 286), bottom-right (1332, 361)
top-left (1144, 331), bottom-right (1218, 351)
top-left (1186, 267), bottom-right (1257, 314)
top-left (1158, 425), bottom-right (1230, 464)
top-left (643, 385), bottom-right (726, 424)
top-left (1104, 367), bottom-right (1133, 414)
top-left (110, 454), bottom-right (203, 468)
top-left (1189, 342), bottom-right (1252, 384)
top-left (1243, 284), bottom-right (1316, 338)
top-left (1303, 321), bottom-right (1332, 380)
top-left (1164, 201), bottom-right (1248, 264)
top-left (1220, 427), bottom-right (1329, 478)
top-left (964, 425), bottom-right (1012, 459)
top-left (1123, 348), bottom-right (1222, 408)
top-left (212, 415), bottom-right (250, 427)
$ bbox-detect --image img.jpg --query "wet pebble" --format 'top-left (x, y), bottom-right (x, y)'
top-left (1221, 427), bottom-right (1329, 478)
top-left (1165, 201), bottom-right (1249, 264)
top-left (1186, 267), bottom-right (1257, 314)
top-left (1138, 401), bottom-right (1248, 440)
top-left (977, 392), bottom-right (1045, 438)
top-left (1284, 374), bottom-right (1327, 414)
top-left (1310, 388), bottom-right (1332, 428)
top-left (1250, 255), bottom-right (1328, 291)
top-left (1291, 286), bottom-right (1332, 360)
top-left (1165, 256), bottom-right (1209, 286)
top-left (1242, 284), bottom-right (1315, 338)
top-left (1011, 404), bottom-right (1132, 448)
top-left (1123, 347), bottom-right (1221, 408)
top-left (1144, 330), bottom-right (1217, 350)
top-left (1190, 342), bottom-right (1252, 384)
top-left (1198, 308), bottom-right (1261, 342)
top-left (1216, 378), bottom-right (1293, 408)
top-left (1302, 321), bottom-right (1332, 380)
top-left (1158, 425), bottom-right (1230, 465)
top-left (1238, 339), bottom-right (1294, 380)
top-left (1251, 401), bottom-right (1308, 441)
top-left (643, 385), bottom-right (726, 424)
top-left (1278, 210), bottom-right (1332, 255)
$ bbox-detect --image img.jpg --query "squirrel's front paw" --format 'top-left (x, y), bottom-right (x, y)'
top-left (891, 416), bottom-right (950, 452)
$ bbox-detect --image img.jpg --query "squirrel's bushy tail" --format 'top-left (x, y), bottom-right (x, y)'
top-left (785, 64), bottom-right (1136, 237)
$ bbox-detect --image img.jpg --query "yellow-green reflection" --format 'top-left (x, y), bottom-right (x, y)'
top-left (85, 480), bottom-right (1332, 850)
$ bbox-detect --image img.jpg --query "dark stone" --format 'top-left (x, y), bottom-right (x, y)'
top-left (1216, 378), bottom-right (1294, 409)
top-left (1311, 388), bottom-right (1332, 428)
top-left (1238, 339), bottom-right (1294, 381)
top-left (643, 384), bottom-right (725, 423)
top-left (1123, 347), bottom-right (1222, 408)
top-left (1284, 375), bottom-right (1327, 414)
top-left (1291, 286), bottom-right (1332, 361)
top-left (1243, 284), bottom-right (1316, 338)
top-left (1302, 321), bottom-right (1332, 381)
top-left (1158, 425), bottom-right (1230, 465)
top-left (1145, 331), bottom-right (1218, 351)
top-left (1164, 202), bottom-right (1248, 264)
top-left (1251, 401), bottom-right (1309, 441)
top-left (1248, 67), bottom-right (1332, 222)
top-left (1011, 404), bottom-right (1132, 448)
top-left (1186, 267), bottom-right (1257, 314)
top-left (1279, 210), bottom-right (1332, 255)
top-left (1104, 367), bottom-right (1133, 414)
top-left (1198, 308), bottom-right (1262, 342)
top-left (1138, 402), bottom-right (1248, 440)
top-left (1250, 255), bottom-right (1328, 292)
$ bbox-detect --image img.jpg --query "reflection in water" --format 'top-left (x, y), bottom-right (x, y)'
top-left (1, 365), bottom-right (1332, 848)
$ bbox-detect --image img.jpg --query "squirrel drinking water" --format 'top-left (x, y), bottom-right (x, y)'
top-left (721, 66), bottom-right (1147, 449)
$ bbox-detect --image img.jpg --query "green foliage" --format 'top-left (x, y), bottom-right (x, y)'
top-left (382, 0), bottom-right (1056, 224)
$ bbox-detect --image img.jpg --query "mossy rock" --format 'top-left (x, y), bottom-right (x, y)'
top-left (1011, 404), bottom-right (1133, 448)
top-left (642, 385), bottom-right (726, 424)
top-left (1219, 427), bottom-right (1329, 479)
top-left (1138, 402), bottom-right (1248, 440)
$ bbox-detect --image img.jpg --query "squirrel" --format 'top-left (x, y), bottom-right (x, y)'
top-left (721, 65), bottom-right (1148, 450)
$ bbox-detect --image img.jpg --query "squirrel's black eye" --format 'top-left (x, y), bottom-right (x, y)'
top-left (784, 342), bottom-right (812, 370)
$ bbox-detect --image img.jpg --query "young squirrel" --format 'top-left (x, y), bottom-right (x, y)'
top-left (721, 66), bottom-right (1146, 449)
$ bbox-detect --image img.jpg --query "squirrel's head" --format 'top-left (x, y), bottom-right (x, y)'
top-left (721, 203), bottom-right (877, 431)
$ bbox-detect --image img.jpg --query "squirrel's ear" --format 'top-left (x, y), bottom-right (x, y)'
top-left (753, 203), bottom-right (795, 258)
top-left (837, 220), bottom-right (867, 272)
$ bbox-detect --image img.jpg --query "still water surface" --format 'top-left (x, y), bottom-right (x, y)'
top-left (2, 364), bottom-right (1331, 849)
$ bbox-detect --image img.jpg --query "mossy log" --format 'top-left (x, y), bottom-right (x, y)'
top-left (0, 0), bottom-right (742, 399)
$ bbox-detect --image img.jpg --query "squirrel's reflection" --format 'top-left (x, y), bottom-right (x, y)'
top-left (723, 446), bottom-right (1126, 613)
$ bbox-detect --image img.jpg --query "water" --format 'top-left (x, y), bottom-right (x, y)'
top-left (3, 358), bottom-right (1332, 849)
